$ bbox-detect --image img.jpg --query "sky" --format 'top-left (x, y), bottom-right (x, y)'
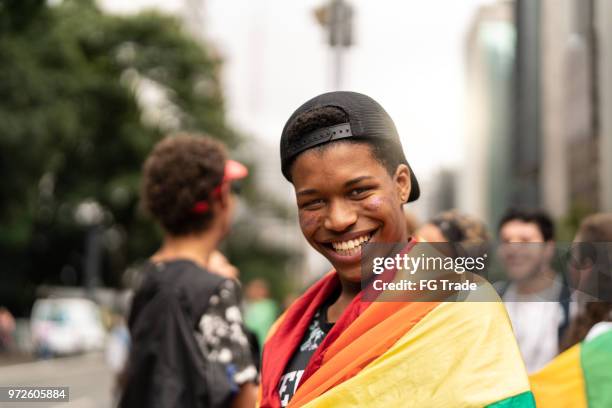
top-left (204, 0), bottom-right (494, 177)
top-left (101, 0), bottom-right (495, 178)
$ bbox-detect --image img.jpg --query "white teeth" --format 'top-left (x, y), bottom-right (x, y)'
top-left (330, 233), bottom-right (372, 254)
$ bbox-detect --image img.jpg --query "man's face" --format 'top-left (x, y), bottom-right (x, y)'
top-left (291, 142), bottom-right (411, 283)
top-left (498, 220), bottom-right (551, 282)
top-left (215, 183), bottom-right (237, 239)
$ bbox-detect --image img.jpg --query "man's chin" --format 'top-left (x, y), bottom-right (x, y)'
top-left (509, 269), bottom-right (540, 283)
top-left (334, 267), bottom-right (363, 284)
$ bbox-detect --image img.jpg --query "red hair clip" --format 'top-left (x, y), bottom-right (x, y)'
top-left (191, 201), bottom-right (210, 214)
top-left (189, 159), bottom-right (248, 215)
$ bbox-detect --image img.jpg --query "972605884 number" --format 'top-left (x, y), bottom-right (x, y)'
top-left (0, 387), bottom-right (69, 402)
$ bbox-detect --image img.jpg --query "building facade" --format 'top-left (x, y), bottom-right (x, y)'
top-left (464, 0), bottom-right (612, 231)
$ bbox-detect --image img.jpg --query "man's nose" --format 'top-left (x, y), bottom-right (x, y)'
top-left (323, 199), bottom-right (357, 232)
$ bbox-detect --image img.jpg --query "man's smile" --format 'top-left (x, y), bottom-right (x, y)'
top-left (317, 227), bottom-right (379, 260)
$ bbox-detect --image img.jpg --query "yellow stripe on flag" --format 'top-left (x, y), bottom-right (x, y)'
top-left (530, 344), bottom-right (588, 408)
top-left (302, 302), bottom-right (530, 408)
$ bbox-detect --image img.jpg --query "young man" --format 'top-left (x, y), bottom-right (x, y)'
top-left (259, 92), bottom-right (534, 407)
top-left (497, 208), bottom-right (570, 373)
top-left (120, 135), bottom-right (257, 408)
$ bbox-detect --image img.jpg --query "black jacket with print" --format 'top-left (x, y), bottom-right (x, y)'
top-left (119, 260), bottom-right (233, 408)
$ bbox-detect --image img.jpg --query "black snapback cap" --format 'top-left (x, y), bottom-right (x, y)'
top-left (280, 91), bottom-right (420, 202)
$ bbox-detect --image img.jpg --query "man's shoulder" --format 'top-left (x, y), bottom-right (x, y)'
top-left (141, 260), bottom-right (230, 319)
top-left (156, 260), bottom-right (230, 293)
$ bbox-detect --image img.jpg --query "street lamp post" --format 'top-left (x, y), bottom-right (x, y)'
top-left (75, 200), bottom-right (105, 300)
top-left (315, 0), bottom-right (354, 90)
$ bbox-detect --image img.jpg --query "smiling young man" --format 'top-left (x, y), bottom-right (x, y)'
top-left (258, 92), bottom-right (535, 407)
top-left (497, 208), bottom-right (570, 373)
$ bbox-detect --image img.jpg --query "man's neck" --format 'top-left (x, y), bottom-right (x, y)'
top-left (327, 238), bottom-right (412, 322)
top-left (151, 231), bottom-right (219, 270)
top-left (327, 283), bottom-right (357, 323)
top-left (516, 266), bottom-right (557, 295)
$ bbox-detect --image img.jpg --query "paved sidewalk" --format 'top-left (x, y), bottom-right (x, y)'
top-left (0, 352), bottom-right (113, 408)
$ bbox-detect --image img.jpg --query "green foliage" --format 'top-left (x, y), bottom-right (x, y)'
top-left (0, 0), bottom-right (294, 314)
top-left (0, 0), bottom-right (46, 32)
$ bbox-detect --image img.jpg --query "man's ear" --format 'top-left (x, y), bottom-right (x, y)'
top-left (394, 164), bottom-right (411, 203)
top-left (217, 183), bottom-right (232, 210)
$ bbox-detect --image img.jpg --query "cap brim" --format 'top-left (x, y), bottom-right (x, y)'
top-left (224, 159), bottom-right (248, 181)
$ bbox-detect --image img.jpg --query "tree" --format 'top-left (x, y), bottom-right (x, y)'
top-left (0, 0), bottom-right (296, 315)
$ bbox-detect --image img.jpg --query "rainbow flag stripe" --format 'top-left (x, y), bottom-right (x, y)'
top-left (277, 301), bottom-right (534, 407)
top-left (530, 330), bottom-right (612, 408)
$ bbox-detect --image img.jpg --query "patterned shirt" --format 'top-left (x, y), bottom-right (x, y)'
top-left (195, 279), bottom-right (258, 387)
top-left (278, 305), bottom-right (334, 406)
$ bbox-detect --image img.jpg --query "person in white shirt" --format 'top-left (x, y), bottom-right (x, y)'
top-left (497, 208), bottom-right (570, 373)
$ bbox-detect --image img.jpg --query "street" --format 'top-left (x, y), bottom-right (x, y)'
top-left (0, 353), bottom-right (114, 408)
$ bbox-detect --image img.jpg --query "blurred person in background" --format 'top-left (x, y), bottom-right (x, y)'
top-left (244, 279), bottom-right (278, 350)
top-left (562, 213), bottom-right (612, 348)
top-left (106, 313), bottom-right (130, 406)
top-left (416, 209), bottom-right (491, 277)
top-left (106, 315), bottom-right (130, 372)
top-left (530, 213), bottom-right (612, 408)
top-left (497, 208), bottom-right (571, 373)
top-left (119, 135), bottom-right (257, 408)
top-left (0, 307), bottom-right (16, 352)
top-left (258, 92), bottom-right (534, 408)
top-left (416, 209), bottom-right (490, 245)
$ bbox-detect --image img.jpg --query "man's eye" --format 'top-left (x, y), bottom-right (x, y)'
top-left (349, 187), bottom-right (370, 197)
top-left (301, 199), bottom-right (324, 209)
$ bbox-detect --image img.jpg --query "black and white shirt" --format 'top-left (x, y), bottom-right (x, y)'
top-left (278, 303), bottom-right (334, 407)
top-left (196, 279), bottom-right (258, 388)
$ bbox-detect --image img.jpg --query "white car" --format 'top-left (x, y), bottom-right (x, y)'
top-left (31, 298), bottom-right (106, 357)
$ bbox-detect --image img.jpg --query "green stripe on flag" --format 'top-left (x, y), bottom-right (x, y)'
top-left (581, 330), bottom-right (612, 408)
top-left (485, 391), bottom-right (536, 408)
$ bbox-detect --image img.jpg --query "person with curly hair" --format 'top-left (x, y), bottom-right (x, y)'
top-left (530, 213), bottom-right (612, 408)
top-left (417, 209), bottom-right (490, 245)
top-left (416, 209), bottom-right (491, 269)
top-left (563, 213), bottom-right (612, 348)
top-left (119, 134), bottom-right (257, 408)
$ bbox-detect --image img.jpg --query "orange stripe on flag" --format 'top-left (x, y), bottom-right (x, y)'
top-left (289, 301), bottom-right (440, 407)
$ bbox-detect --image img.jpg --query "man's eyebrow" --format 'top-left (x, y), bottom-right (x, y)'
top-left (296, 176), bottom-right (374, 196)
top-left (296, 188), bottom-right (318, 197)
top-left (345, 176), bottom-right (374, 187)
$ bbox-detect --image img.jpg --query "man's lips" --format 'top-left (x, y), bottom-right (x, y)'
top-left (317, 228), bottom-right (379, 245)
top-left (317, 228), bottom-right (379, 260)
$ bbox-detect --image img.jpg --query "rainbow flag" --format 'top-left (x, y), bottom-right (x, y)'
top-left (530, 330), bottom-right (612, 408)
top-left (259, 271), bottom-right (534, 407)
